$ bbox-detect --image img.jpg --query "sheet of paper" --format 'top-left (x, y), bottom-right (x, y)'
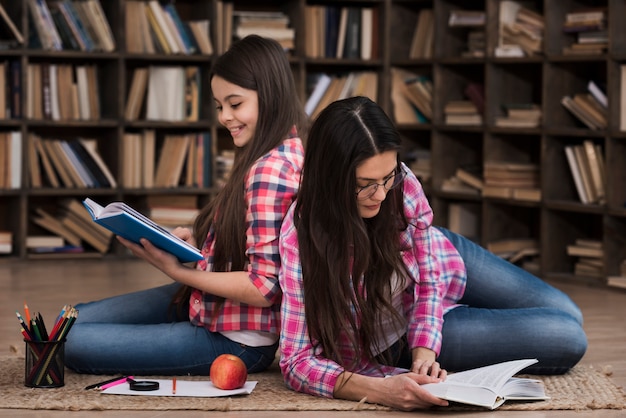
top-left (101, 379), bottom-right (257, 397)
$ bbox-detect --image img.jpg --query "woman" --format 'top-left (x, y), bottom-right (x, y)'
top-left (65, 35), bottom-right (307, 375)
top-left (278, 96), bottom-right (587, 410)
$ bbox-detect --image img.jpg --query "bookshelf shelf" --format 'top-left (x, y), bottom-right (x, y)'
top-left (1, 0), bottom-right (625, 289)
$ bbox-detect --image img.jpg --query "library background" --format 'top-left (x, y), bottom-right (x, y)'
top-left (1, 0), bottom-right (625, 291)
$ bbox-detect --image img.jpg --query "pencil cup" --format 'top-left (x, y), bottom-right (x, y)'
top-left (24, 339), bottom-right (65, 388)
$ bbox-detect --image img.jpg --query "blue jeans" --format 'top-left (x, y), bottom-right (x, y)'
top-left (435, 227), bottom-right (588, 375)
top-left (65, 283), bottom-right (278, 375)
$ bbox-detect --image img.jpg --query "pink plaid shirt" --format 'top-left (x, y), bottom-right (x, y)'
top-left (278, 165), bottom-right (467, 398)
top-left (189, 134), bottom-right (304, 336)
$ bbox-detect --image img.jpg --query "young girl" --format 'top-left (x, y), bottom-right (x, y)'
top-left (65, 35), bottom-right (307, 375)
top-left (278, 96), bottom-right (587, 410)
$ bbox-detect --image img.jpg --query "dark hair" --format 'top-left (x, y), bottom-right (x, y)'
top-left (294, 96), bottom-right (408, 370)
top-left (173, 35), bottom-right (307, 317)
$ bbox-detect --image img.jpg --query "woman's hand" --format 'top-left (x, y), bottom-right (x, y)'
top-left (411, 347), bottom-right (447, 380)
top-left (363, 373), bottom-right (449, 411)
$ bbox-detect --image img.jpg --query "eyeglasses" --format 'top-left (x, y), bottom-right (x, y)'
top-left (355, 169), bottom-right (406, 200)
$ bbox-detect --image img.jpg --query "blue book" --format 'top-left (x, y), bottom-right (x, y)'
top-left (82, 198), bottom-right (203, 263)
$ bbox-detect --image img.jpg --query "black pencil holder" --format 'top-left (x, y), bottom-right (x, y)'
top-left (24, 339), bottom-right (65, 388)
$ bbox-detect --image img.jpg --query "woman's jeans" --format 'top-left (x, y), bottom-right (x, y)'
top-left (435, 227), bottom-right (588, 374)
top-left (65, 283), bottom-right (277, 375)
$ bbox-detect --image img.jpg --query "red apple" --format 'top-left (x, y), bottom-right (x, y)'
top-left (210, 354), bottom-right (248, 390)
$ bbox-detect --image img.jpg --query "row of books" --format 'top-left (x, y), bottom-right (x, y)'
top-left (486, 238), bottom-right (540, 271)
top-left (305, 71), bottom-right (378, 118)
top-left (443, 100), bottom-right (482, 126)
top-left (0, 131), bottom-right (22, 189)
top-left (443, 163), bottom-right (541, 203)
top-left (567, 238), bottom-right (604, 278)
top-left (564, 140), bottom-right (606, 205)
top-left (562, 8), bottom-right (607, 56)
top-left (304, 5), bottom-right (377, 60)
top-left (27, 134), bottom-right (115, 189)
top-left (32, 199), bottom-right (113, 254)
top-left (448, 10), bottom-right (486, 58)
top-left (234, 10), bottom-right (294, 51)
top-left (496, 1), bottom-right (544, 58)
top-left (121, 131), bottom-right (212, 189)
top-left (27, 0), bottom-right (114, 52)
top-left (561, 82), bottom-right (608, 131)
top-left (125, 65), bottom-right (202, 122)
top-left (495, 103), bottom-right (542, 128)
top-left (0, 60), bottom-right (21, 119)
top-left (390, 68), bottom-right (433, 124)
top-left (25, 63), bottom-right (100, 121)
top-left (145, 195), bottom-right (199, 229)
top-left (482, 162), bottom-right (540, 202)
top-left (125, 0), bottom-right (212, 55)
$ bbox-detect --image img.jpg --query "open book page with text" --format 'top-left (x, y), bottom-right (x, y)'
top-left (421, 358), bottom-right (549, 409)
top-left (83, 198), bottom-right (203, 263)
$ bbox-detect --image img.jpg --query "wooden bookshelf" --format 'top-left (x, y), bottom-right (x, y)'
top-left (1, 0), bottom-right (626, 289)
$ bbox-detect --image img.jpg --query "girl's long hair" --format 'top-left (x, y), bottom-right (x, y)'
top-left (172, 35), bottom-right (307, 316)
top-left (294, 96), bottom-right (409, 369)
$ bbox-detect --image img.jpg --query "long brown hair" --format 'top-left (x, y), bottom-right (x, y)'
top-left (295, 96), bottom-right (409, 369)
top-left (173, 35), bottom-right (307, 316)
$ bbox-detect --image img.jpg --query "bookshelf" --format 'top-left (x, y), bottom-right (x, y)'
top-left (1, 0), bottom-right (625, 290)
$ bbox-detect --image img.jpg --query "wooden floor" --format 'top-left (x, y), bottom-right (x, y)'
top-left (1, 257), bottom-right (624, 417)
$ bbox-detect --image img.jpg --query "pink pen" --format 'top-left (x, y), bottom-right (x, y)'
top-left (100, 375), bottom-right (134, 390)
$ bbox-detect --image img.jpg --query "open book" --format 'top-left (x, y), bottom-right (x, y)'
top-left (421, 358), bottom-right (549, 409)
top-left (82, 198), bottom-right (203, 263)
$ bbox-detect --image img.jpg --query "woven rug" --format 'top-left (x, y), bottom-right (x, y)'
top-left (1, 350), bottom-right (624, 412)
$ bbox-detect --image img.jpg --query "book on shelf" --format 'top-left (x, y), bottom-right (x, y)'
top-left (32, 207), bottom-right (82, 247)
top-left (440, 176), bottom-right (480, 196)
top-left (455, 164), bottom-right (483, 190)
top-left (496, 103), bottom-right (542, 128)
top-left (0, 230), bottom-right (12, 254)
top-left (421, 358), bottom-right (548, 409)
top-left (566, 242), bottom-right (603, 259)
top-left (125, 67), bottom-right (149, 120)
top-left (487, 238), bottom-right (538, 257)
top-left (560, 95), bottom-right (602, 130)
top-left (448, 10), bottom-right (486, 27)
top-left (0, 3), bottom-right (24, 45)
top-left (82, 198), bottom-right (203, 263)
top-left (146, 65), bottom-right (188, 121)
top-left (26, 235), bottom-right (65, 249)
top-left (607, 276), bottom-right (626, 290)
top-left (0, 131), bottom-right (21, 189)
top-left (496, 1), bottom-right (544, 57)
top-left (587, 80), bottom-right (607, 109)
top-left (512, 187), bottom-right (541, 202)
top-left (409, 9), bottom-right (433, 59)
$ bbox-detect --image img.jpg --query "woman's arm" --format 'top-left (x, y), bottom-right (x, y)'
top-left (333, 371), bottom-right (447, 411)
top-left (401, 167), bottom-right (447, 359)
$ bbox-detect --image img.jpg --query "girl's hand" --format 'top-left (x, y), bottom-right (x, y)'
top-left (116, 236), bottom-right (182, 277)
top-left (374, 373), bottom-right (448, 411)
top-left (171, 227), bottom-right (196, 247)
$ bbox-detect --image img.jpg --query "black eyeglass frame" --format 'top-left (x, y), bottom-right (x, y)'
top-left (355, 167), bottom-right (407, 200)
